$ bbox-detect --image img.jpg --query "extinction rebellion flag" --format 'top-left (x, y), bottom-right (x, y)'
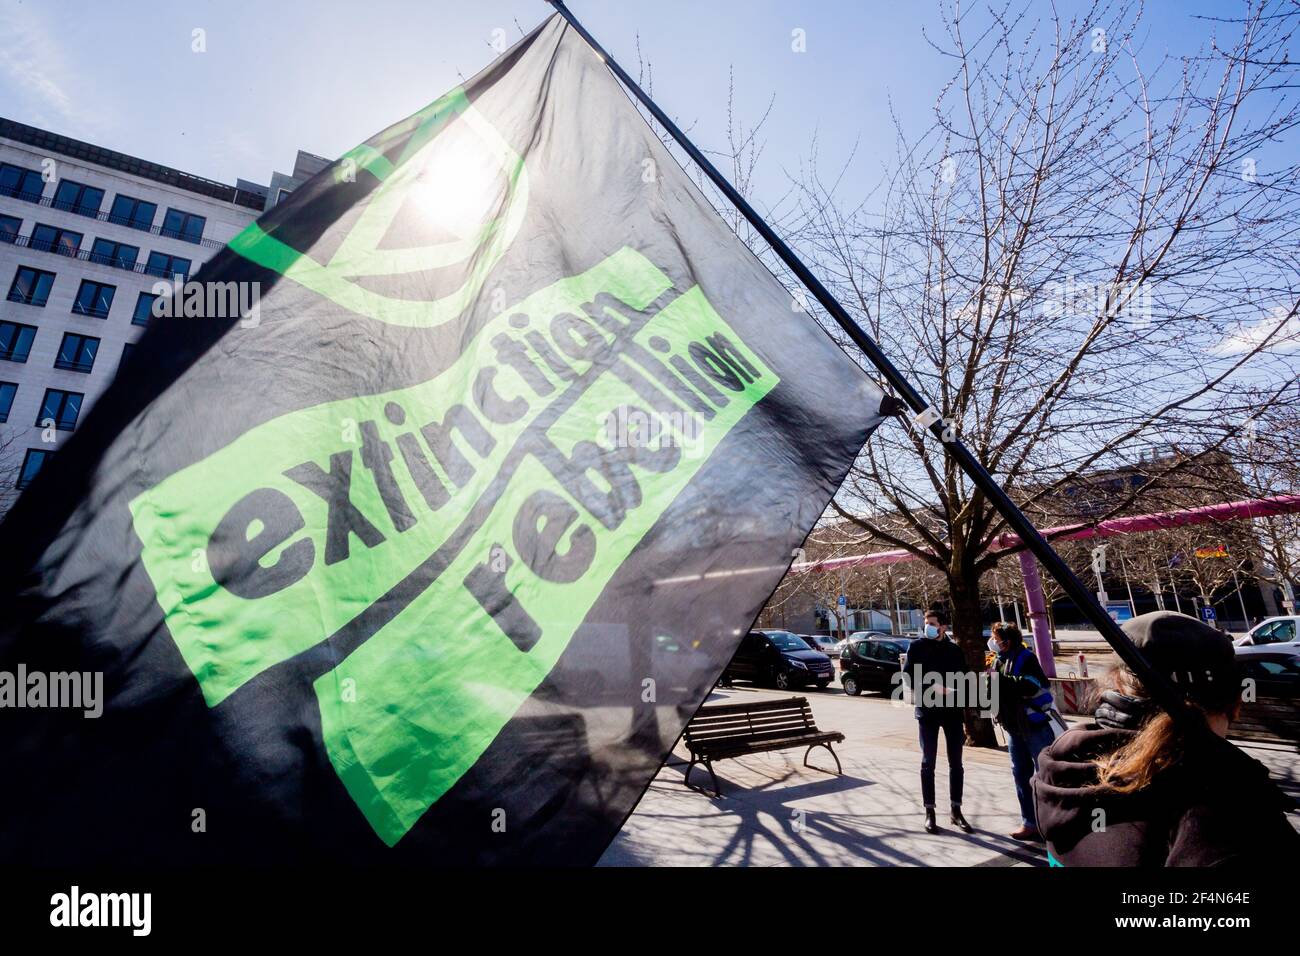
top-left (0, 15), bottom-right (885, 864)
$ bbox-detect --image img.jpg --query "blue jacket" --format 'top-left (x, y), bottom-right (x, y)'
top-left (995, 646), bottom-right (1053, 732)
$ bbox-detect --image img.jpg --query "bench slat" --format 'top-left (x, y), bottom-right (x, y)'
top-left (690, 711), bottom-right (813, 731)
top-left (695, 732), bottom-right (845, 759)
top-left (688, 708), bottom-right (812, 725)
top-left (687, 697), bottom-right (811, 717)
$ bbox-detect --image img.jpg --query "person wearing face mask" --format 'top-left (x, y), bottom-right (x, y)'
top-left (988, 621), bottom-right (1058, 842)
top-left (900, 609), bottom-right (972, 834)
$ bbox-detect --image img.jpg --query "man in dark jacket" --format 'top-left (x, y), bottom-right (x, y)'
top-left (1034, 611), bottom-right (1300, 866)
top-left (901, 610), bottom-right (973, 834)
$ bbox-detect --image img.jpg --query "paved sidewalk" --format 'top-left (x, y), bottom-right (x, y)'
top-left (600, 681), bottom-right (1300, 867)
top-left (599, 684), bottom-right (1052, 867)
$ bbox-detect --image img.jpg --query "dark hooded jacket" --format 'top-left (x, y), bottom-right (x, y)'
top-left (1034, 725), bottom-right (1300, 867)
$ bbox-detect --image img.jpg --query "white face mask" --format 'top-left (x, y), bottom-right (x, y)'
top-left (988, 637), bottom-right (1001, 653)
top-left (924, 624), bottom-right (940, 639)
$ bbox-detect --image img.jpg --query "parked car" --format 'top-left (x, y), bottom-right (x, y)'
top-left (1235, 616), bottom-right (1300, 651)
top-left (803, 634), bottom-right (841, 655)
top-left (1236, 640), bottom-right (1300, 661)
top-left (839, 635), bottom-right (912, 696)
top-left (1231, 650), bottom-right (1300, 741)
top-left (721, 630), bottom-right (836, 690)
top-left (842, 630), bottom-right (892, 654)
top-left (847, 630), bottom-right (893, 642)
top-left (1235, 650), bottom-right (1300, 684)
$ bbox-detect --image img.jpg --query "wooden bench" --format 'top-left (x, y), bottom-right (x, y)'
top-left (682, 696), bottom-right (845, 797)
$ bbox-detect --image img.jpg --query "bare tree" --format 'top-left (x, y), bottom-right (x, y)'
top-left (1235, 394), bottom-right (1300, 611)
top-left (775, 0), bottom-right (1300, 741)
top-left (0, 429), bottom-right (26, 519)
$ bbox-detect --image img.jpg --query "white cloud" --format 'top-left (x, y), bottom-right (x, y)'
top-left (0, 4), bottom-right (106, 134)
top-left (1212, 306), bottom-right (1300, 356)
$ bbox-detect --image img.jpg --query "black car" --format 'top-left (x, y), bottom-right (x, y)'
top-left (721, 630), bottom-right (836, 690)
top-left (1232, 650), bottom-right (1300, 741)
top-left (839, 635), bottom-right (911, 696)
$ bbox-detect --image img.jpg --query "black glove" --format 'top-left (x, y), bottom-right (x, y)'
top-left (1094, 690), bottom-right (1154, 730)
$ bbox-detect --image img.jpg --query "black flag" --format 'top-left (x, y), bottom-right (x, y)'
top-left (0, 15), bottom-right (885, 865)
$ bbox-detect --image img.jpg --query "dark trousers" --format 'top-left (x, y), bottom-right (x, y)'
top-left (917, 708), bottom-right (965, 809)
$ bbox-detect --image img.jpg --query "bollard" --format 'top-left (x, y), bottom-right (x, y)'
top-left (1078, 652), bottom-right (1089, 679)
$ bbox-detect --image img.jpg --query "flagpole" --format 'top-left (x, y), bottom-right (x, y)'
top-left (544, 0), bottom-right (1194, 722)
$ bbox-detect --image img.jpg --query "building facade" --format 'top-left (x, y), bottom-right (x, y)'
top-left (0, 118), bottom-right (308, 508)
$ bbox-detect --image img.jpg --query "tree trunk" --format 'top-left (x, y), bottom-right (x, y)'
top-left (948, 575), bottom-right (998, 748)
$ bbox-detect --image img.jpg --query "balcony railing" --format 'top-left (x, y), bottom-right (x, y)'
top-left (54, 357), bottom-right (95, 373)
top-left (21, 236), bottom-right (82, 258)
top-left (7, 234), bottom-right (192, 281)
top-left (71, 302), bottom-right (112, 319)
top-left (0, 185), bottom-right (222, 249)
top-left (38, 416), bottom-right (78, 432)
top-left (6, 289), bottom-right (49, 307)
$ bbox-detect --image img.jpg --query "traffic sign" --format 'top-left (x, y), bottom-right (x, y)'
top-left (1105, 601), bottom-right (1134, 623)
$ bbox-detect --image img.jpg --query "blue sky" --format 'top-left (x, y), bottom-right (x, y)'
top-left (0, 0), bottom-right (1240, 215)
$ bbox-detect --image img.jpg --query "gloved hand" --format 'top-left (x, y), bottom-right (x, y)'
top-left (1094, 690), bottom-right (1153, 730)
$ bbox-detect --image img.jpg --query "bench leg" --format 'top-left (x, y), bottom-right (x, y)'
top-left (683, 755), bottom-right (723, 798)
top-left (804, 742), bottom-right (843, 776)
top-left (705, 758), bottom-right (722, 798)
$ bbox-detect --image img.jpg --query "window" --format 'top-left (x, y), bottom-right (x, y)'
top-left (89, 237), bottom-right (139, 270)
top-left (17, 449), bottom-right (50, 489)
top-left (0, 321), bottom-right (37, 362)
top-left (52, 179), bottom-right (105, 217)
top-left (37, 388), bottom-right (83, 431)
top-left (0, 382), bottom-right (15, 423)
top-left (132, 291), bottom-right (159, 327)
top-left (118, 342), bottom-right (136, 377)
top-left (276, 188), bottom-right (294, 205)
top-left (0, 214), bottom-right (20, 243)
top-left (874, 641), bottom-right (907, 663)
top-left (30, 223), bottom-right (83, 256)
top-left (55, 332), bottom-right (99, 373)
top-left (72, 279), bottom-right (116, 318)
top-left (0, 163), bottom-right (44, 202)
top-left (161, 208), bottom-right (206, 243)
top-left (1259, 620), bottom-right (1296, 644)
top-left (7, 266), bottom-right (56, 306)
top-left (145, 251), bottom-right (191, 279)
top-left (108, 194), bottom-right (157, 231)
top-left (1242, 658), bottom-right (1300, 680)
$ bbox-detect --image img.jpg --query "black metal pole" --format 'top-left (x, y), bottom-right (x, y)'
top-left (545, 0), bottom-right (1195, 721)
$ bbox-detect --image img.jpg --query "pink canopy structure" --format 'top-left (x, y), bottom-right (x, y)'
top-left (794, 494), bottom-right (1300, 676)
